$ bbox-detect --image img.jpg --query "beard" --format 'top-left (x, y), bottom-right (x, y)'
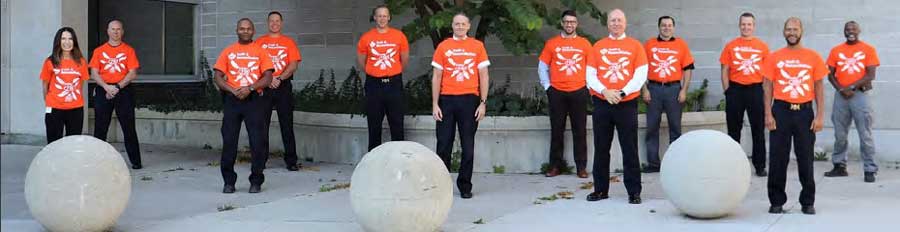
top-left (785, 35), bottom-right (801, 46)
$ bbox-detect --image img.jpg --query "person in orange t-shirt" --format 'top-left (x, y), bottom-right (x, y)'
top-left (430, 13), bottom-right (490, 199)
top-left (585, 9), bottom-right (647, 204)
top-left (719, 12), bottom-right (770, 177)
top-left (823, 21), bottom-right (880, 182)
top-left (89, 19), bottom-right (143, 169)
top-left (41, 27), bottom-right (89, 144)
top-left (761, 17), bottom-right (827, 215)
top-left (356, 5), bottom-right (410, 151)
top-left (213, 18), bottom-right (275, 194)
top-left (257, 11), bottom-right (302, 171)
top-left (640, 16), bottom-right (694, 173)
top-left (537, 10), bottom-right (592, 178)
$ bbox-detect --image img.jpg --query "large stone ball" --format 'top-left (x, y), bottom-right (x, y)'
top-left (660, 130), bottom-right (751, 219)
top-left (350, 141), bottom-right (453, 232)
top-left (25, 135), bottom-right (132, 232)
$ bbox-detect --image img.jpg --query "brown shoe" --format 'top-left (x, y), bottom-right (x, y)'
top-left (545, 167), bottom-right (561, 177)
top-left (577, 169), bottom-right (589, 178)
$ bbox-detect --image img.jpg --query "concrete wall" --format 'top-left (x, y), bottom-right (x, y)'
top-left (197, 0), bottom-right (900, 130)
top-left (3, 0), bottom-right (63, 138)
top-left (2, 0), bottom-right (11, 134)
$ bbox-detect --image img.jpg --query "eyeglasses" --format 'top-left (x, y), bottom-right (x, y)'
top-left (562, 20), bottom-right (578, 25)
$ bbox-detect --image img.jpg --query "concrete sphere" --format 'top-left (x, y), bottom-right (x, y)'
top-left (25, 135), bottom-right (132, 232)
top-left (660, 130), bottom-right (751, 218)
top-left (350, 141), bottom-right (453, 232)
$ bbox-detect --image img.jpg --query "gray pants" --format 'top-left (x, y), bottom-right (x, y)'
top-left (645, 82), bottom-right (683, 168)
top-left (832, 90), bottom-right (878, 173)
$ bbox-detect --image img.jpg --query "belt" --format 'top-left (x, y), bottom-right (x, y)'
top-left (648, 80), bottom-right (680, 86)
top-left (367, 74), bottom-right (401, 83)
top-left (775, 100), bottom-right (812, 111)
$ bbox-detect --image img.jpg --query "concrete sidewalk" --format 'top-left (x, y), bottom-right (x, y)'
top-left (2, 143), bottom-right (898, 231)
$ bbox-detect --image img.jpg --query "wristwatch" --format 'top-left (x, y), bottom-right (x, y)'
top-left (619, 91), bottom-right (626, 98)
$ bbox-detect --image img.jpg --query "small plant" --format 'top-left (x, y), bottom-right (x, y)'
top-left (814, 151), bottom-right (829, 162)
top-left (539, 163), bottom-right (574, 175)
top-left (217, 204), bottom-right (237, 212)
top-left (492, 165), bottom-right (506, 174)
top-left (449, 150), bottom-right (462, 173)
top-left (319, 183), bottom-right (351, 192)
top-left (473, 218), bottom-right (485, 224)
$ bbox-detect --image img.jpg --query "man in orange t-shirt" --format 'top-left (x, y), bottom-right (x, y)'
top-left (823, 21), bottom-right (880, 182)
top-left (431, 13), bottom-right (490, 199)
top-left (640, 16), bottom-right (694, 173)
top-left (356, 5), bottom-right (410, 151)
top-left (89, 19), bottom-right (143, 169)
top-left (537, 10), bottom-right (592, 178)
top-left (719, 12), bottom-right (770, 177)
top-left (213, 18), bottom-right (275, 194)
top-left (761, 17), bottom-right (827, 215)
top-left (257, 11), bottom-right (302, 171)
top-left (585, 9), bottom-right (647, 204)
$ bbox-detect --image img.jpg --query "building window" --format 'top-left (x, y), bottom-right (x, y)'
top-left (89, 0), bottom-right (197, 81)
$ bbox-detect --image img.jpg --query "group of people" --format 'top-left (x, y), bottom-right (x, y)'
top-left (40, 5), bottom-right (880, 215)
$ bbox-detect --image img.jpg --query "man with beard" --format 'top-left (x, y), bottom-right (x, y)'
top-left (761, 17), bottom-right (827, 215)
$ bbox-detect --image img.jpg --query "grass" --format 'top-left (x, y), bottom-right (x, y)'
top-left (492, 165), bottom-right (506, 174)
top-left (319, 183), bottom-right (351, 192)
top-left (217, 204), bottom-right (237, 212)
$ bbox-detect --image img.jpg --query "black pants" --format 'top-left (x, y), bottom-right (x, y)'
top-left (435, 94), bottom-right (479, 194)
top-left (644, 82), bottom-right (683, 169)
top-left (265, 80), bottom-right (298, 167)
top-left (547, 87), bottom-right (588, 171)
top-left (365, 74), bottom-right (405, 151)
top-left (45, 107), bottom-right (83, 144)
top-left (591, 97), bottom-right (641, 196)
top-left (93, 84), bottom-right (141, 166)
top-left (768, 100), bottom-right (816, 207)
top-left (221, 91), bottom-right (269, 186)
top-left (725, 82), bottom-right (766, 170)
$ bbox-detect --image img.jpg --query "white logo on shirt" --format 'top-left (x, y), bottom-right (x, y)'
top-left (837, 51), bottom-right (866, 74)
top-left (100, 52), bottom-right (127, 73)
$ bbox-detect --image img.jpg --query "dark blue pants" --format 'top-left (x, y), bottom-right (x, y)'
top-left (365, 74), bottom-right (405, 151)
top-left (436, 94), bottom-right (479, 194)
top-left (265, 80), bottom-right (298, 167)
top-left (94, 85), bottom-right (141, 166)
top-left (592, 97), bottom-right (641, 196)
top-left (221, 91), bottom-right (269, 186)
top-left (768, 100), bottom-right (816, 207)
top-left (725, 82), bottom-right (767, 170)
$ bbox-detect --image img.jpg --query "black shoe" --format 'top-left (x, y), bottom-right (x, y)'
top-left (132, 164), bottom-right (143, 169)
top-left (586, 192), bottom-right (609, 201)
top-left (287, 164), bottom-right (299, 171)
top-left (222, 185), bottom-right (236, 194)
top-left (768, 205), bottom-right (783, 214)
top-left (248, 184), bottom-right (262, 193)
top-left (461, 192), bottom-right (473, 199)
top-left (755, 168), bottom-right (767, 177)
top-left (864, 172), bottom-right (876, 183)
top-left (801, 205), bottom-right (816, 215)
top-left (642, 167), bottom-right (660, 173)
top-left (824, 164), bottom-right (848, 177)
top-left (628, 195), bottom-right (642, 204)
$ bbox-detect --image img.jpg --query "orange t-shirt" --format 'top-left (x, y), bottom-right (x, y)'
top-left (761, 47), bottom-right (829, 104)
top-left (431, 37), bottom-right (490, 95)
top-left (213, 42), bottom-right (275, 91)
top-left (89, 42), bottom-right (140, 83)
top-left (589, 36), bottom-right (648, 101)
top-left (539, 35), bottom-right (592, 91)
top-left (826, 41), bottom-right (879, 87)
top-left (256, 34), bottom-right (301, 78)
top-left (645, 37), bottom-right (693, 83)
top-left (720, 37), bottom-right (769, 85)
top-left (357, 28), bottom-right (409, 78)
top-left (40, 58), bottom-right (89, 109)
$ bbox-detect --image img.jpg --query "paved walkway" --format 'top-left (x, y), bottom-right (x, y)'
top-left (2, 143), bottom-right (898, 231)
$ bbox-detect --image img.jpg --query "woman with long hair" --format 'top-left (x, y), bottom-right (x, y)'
top-left (40, 27), bottom-right (89, 143)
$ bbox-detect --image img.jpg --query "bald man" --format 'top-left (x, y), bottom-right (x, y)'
top-left (761, 17), bottom-right (827, 215)
top-left (585, 9), bottom-right (647, 204)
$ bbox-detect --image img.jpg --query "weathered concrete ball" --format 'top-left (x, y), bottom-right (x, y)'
top-left (25, 135), bottom-right (132, 232)
top-left (350, 141), bottom-right (453, 232)
top-left (660, 130), bottom-right (751, 218)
